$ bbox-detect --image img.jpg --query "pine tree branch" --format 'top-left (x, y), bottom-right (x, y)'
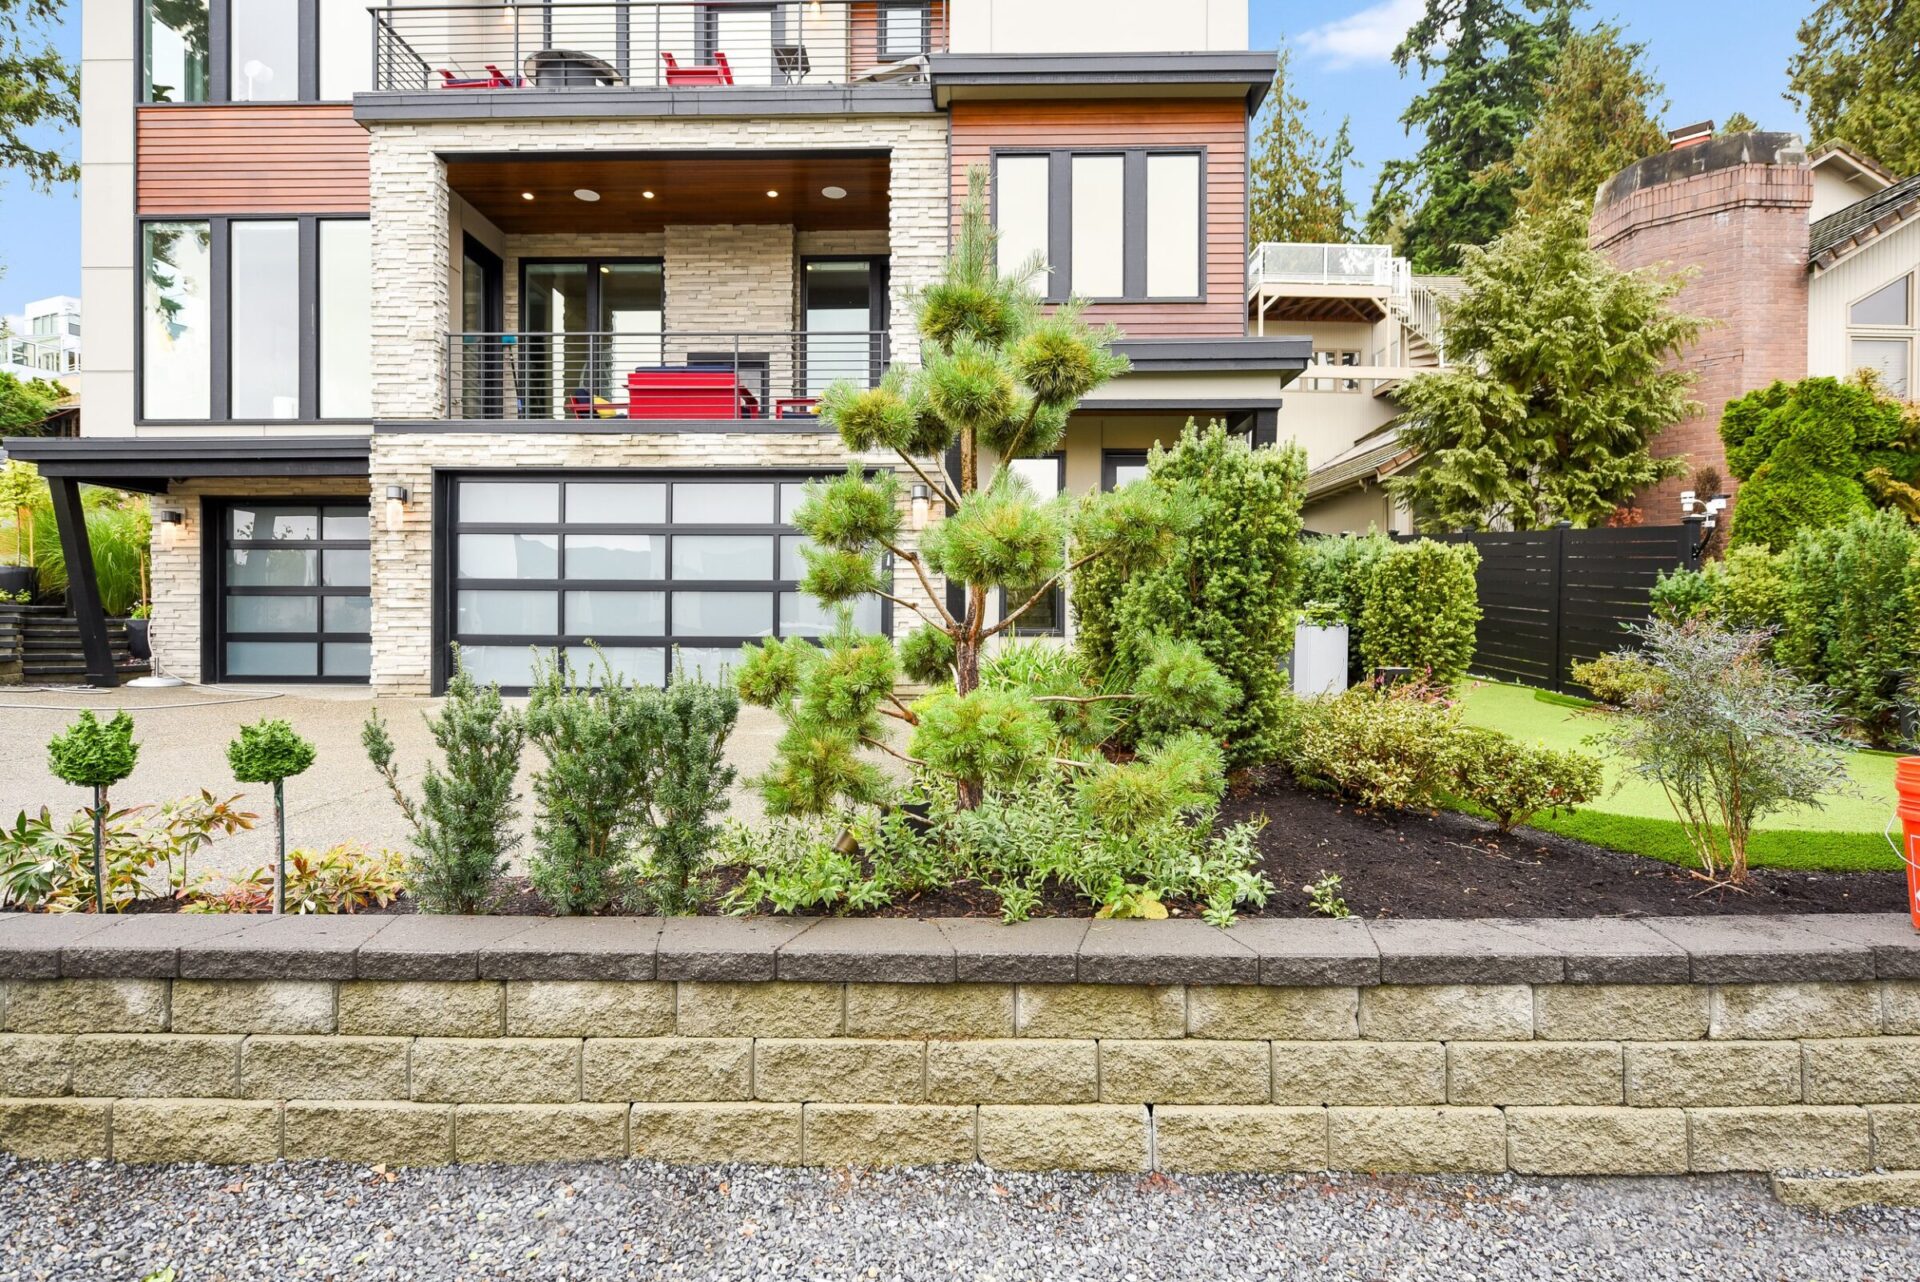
top-left (892, 448), bottom-right (961, 509)
top-left (1031, 693), bottom-right (1138, 705)
top-left (873, 587), bottom-right (942, 630)
top-left (877, 540), bottom-right (959, 631)
top-left (860, 735), bottom-right (926, 767)
top-left (980, 549), bottom-right (1104, 640)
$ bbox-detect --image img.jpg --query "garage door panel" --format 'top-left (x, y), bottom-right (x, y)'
top-left (216, 498), bottom-right (372, 684)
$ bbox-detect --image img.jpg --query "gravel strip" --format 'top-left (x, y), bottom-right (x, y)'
top-left (3, 1157), bottom-right (1918, 1281)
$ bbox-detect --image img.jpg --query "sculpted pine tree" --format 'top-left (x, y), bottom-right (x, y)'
top-left (737, 172), bottom-right (1215, 812)
top-left (1388, 204), bottom-right (1704, 531)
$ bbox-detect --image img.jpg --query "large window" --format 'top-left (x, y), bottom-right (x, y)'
top-left (1848, 272), bottom-right (1915, 399)
top-left (879, 2), bottom-right (930, 58)
top-left (993, 149), bottom-right (1205, 302)
top-left (143, 0), bottom-right (374, 102)
top-left (141, 222), bottom-right (213, 420)
top-left (998, 454), bottom-right (1066, 635)
top-left (139, 216), bottom-right (371, 422)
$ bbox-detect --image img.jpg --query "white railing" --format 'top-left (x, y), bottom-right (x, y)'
top-left (1248, 240), bottom-right (1448, 367)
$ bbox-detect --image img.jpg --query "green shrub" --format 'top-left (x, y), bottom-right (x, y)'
top-left (28, 493), bottom-right (152, 616)
top-left (1596, 620), bottom-right (1848, 881)
top-left (1774, 510), bottom-right (1920, 745)
top-left (0, 792), bottom-right (254, 913)
top-left (1648, 565), bottom-right (1715, 623)
top-left (363, 655), bottom-right (526, 914)
top-left (1721, 376), bottom-right (1918, 552)
top-left (1358, 539), bottom-right (1481, 686)
top-left (185, 843), bottom-right (405, 915)
top-left (1290, 684), bottom-right (1462, 810)
top-left (1298, 533), bottom-right (1391, 683)
top-left (635, 668), bottom-right (740, 916)
top-left (226, 718), bottom-right (317, 915)
top-left (1714, 544), bottom-right (1788, 632)
top-left (1569, 651), bottom-right (1663, 706)
top-left (1071, 421), bottom-right (1307, 765)
top-left (1446, 725), bottom-right (1606, 831)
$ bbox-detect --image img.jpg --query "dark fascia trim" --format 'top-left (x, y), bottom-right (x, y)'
top-left (354, 83), bottom-right (936, 125)
top-left (378, 420), bottom-right (840, 436)
top-left (930, 51), bottom-right (1277, 111)
top-left (1074, 397), bottom-right (1284, 412)
top-left (1112, 336), bottom-right (1313, 373)
top-left (2, 436), bottom-right (372, 491)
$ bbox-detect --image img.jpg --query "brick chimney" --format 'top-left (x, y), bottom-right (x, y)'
top-left (1668, 120), bottom-right (1715, 149)
top-left (1589, 132), bottom-right (1812, 517)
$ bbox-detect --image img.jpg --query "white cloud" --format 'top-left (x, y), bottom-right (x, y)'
top-left (1297, 0), bottom-right (1426, 69)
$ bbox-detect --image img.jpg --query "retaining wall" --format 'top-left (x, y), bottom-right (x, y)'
top-left (2, 913), bottom-right (1918, 1173)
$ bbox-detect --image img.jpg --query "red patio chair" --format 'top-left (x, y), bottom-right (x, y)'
top-left (661, 50), bottom-right (734, 86)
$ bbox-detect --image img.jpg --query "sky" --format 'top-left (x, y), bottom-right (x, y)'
top-left (0, 1), bottom-right (1815, 317)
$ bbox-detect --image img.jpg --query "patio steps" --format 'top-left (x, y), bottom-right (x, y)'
top-left (1, 605), bottom-right (148, 685)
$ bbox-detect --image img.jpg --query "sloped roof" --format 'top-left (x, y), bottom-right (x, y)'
top-left (1811, 172), bottom-right (1920, 268)
top-left (1304, 428), bottom-right (1419, 499)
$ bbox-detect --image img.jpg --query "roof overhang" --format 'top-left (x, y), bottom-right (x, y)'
top-left (1810, 176), bottom-right (1920, 271)
top-left (930, 52), bottom-right (1276, 112)
top-left (1, 436), bottom-right (371, 495)
top-left (1111, 336), bottom-right (1311, 374)
top-left (1809, 141), bottom-right (1895, 190)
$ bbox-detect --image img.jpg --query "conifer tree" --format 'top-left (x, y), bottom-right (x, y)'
top-left (1789, 1), bottom-right (1920, 175)
top-left (1250, 45), bottom-right (1356, 245)
top-left (1509, 24), bottom-right (1669, 218)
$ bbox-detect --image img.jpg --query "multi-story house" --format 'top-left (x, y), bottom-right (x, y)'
top-left (1, 296), bottom-right (83, 390)
top-left (12, 0), bottom-right (1307, 691)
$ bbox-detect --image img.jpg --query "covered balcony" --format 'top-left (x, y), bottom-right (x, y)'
top-left (371, 0), bottom-right (948, 94)
top-left (412, 149), bottom-right (900, 424)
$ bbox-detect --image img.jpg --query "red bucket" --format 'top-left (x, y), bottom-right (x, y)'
top-left (1897, 757), bottom-right (1920, 930)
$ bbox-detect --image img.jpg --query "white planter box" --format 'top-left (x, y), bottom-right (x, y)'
top-left (1293, 622), bottom-right (1350, 697)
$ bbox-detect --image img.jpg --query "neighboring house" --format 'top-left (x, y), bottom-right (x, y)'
top-left (1, 296), bottom-right (82, 392)
top-left (1246, 243), bottom-right (1450, 533)
top-left (10, 0), bottom-right (1307, 690)
top-left (1593, 128), bottom-right (1920, 516)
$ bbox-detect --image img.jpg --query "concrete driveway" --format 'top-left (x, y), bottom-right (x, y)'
top-left (0, 683), bottom-right (787, 883)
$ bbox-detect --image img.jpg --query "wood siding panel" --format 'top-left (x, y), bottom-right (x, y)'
top-left (949, 99), bottom-right (1247, 338)
top-left (137, 106), bottom-right (370, 214)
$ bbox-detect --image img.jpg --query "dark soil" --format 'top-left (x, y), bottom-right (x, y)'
top-left (41, 776), bottom-right (1906, 922)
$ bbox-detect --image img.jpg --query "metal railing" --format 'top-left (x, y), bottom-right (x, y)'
top-left (444, 329), bottom-right (890, 421)
top-left (1248, 240), bottom-right (1449, 368)
top-left (373, 1), bottom-right (946, 93)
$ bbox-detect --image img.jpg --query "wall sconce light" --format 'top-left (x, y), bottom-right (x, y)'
top-left (155, 506), bottom-right (184, 552)
top-left (385, 485), bottom-right (410, 533)
top-left (910, 484), bottom-right (931, 531)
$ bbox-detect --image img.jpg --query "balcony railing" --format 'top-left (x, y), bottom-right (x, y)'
top-left (373, 1), bottom-right (946, 93)
top-left (1246, 243), bottom-right (1407, 294)
top-left (444, 330), bottom-right (889, 421)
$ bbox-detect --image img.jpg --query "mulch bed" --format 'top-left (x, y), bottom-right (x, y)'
top-left (56, 774), bottom-right (1907, 922)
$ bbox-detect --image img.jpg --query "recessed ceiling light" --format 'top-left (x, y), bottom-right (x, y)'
top-left (821, 185), bottom-right (847, 199)
top-left (641, 190), bottom-right (656, 199)
top-left (521, 191), bottom-right (535, 201)
top-left (573, 188), bottom-right (600, 202)
top-left (766, 189), bottom-right (780, 198)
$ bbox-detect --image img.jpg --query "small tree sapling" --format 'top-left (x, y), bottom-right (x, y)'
top-left (226, 718), bottom-right (317, 913)
top-left (45, 710), bottom-right (139, 911)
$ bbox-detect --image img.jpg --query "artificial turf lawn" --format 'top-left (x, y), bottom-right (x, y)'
top-left (1455, 681), bottom-right (1908, 874)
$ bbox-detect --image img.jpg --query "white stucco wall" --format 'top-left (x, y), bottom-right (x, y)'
top-left (79, 0), bottom-right (136, 438)
top-left (949, 0), bottom-right (1247, 53)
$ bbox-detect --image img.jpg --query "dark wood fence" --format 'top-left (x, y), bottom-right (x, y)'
top-left (1395, 525), bottom-right (1700, 694)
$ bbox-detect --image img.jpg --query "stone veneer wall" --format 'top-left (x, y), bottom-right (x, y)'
top-left (369, 431), bottom-right (944, 693)
top-left (4, 973), bottom-right (1919, 1171)
top-left (2, 915), bottom-right (1918, 1172)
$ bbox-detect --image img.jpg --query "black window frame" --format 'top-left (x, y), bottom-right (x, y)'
top-left (990, 147), bottom-right (1208, 306)
top-left (432, 468), bottom-right (894, 695)
top-left (141, 0), bottom-right (370, 105)
top-left (878, 2), bottom-right (932, 59)
top-left (1101, 449), bottom-right (1150, 492)
top-left (134, 213), bottom-right (372, 426)
top-left (996, 451), bottom-right (1067, 638)
top-left (202, 495), bottom-right (374, 684)
top-left (799, 253), bottom-right (891, 395)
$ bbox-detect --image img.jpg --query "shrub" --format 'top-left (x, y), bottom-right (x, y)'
top-left (1446, 725), bottom-right (1606, 831)
top-left (1648, 565), bottom-right (1715, 623)
top-left (363, 655), bottom-right (525, 913)
top-left (1569, 651), bottom-right (1663, 706)
top-left (1290, 684), bottom-right (1462, 810)
top-left (0, 792), bottom-right (254, 912)
top-left (1358, 539), bottom-right (1481, 686)
top-left (635, 668), bottom-right (740, 916)
top-left (28, 492), bottom-right (152, 616)
top-left (716, 809), bottom-right (947, 916)
top-left (1298, 533), bottom-right (1391, 683)
top-left (227, 718), bottom-right (317, 915)
top-left (185, 844), bottom-right (405, 915)
top-left (1071, 422), bottom-right (1308, 765)
top-left (46, 709), bottom-right (140, 912)
top-left (1596, 620), bottom-right (1848, 881)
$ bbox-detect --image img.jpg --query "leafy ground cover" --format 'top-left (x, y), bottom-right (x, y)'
top-left (1456, 681), bottom-right (1905, 873)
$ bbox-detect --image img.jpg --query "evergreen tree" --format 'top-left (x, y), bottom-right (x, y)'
top-left (1387, 204), bottom-right (1704, 530)
top-left (1789, 0), bottom-right (1920, 175)
top-left (1250, 45), bottom-right (1356, 245)
top-left (1509, 24), bottom-right (1669, 218)
top-left (0, 0), bottom-right (76, 192)
top-left (1366, 0), bottom-right (1581, 271)
top-left (1721, 111), bottom-right (1761, 133)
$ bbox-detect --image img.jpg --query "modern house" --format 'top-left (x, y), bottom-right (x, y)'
top-left (1, 296), bottom-right (83, 390)
top-left (10, 0), bottom-right (1311, 691)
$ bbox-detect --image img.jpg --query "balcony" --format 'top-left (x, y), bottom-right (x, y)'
top-left (444, 329), bottom-right (888, 422)
top-left (371, 1), bottom-right (947, 94)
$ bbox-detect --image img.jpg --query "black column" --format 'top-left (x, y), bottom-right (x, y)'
top-left (46, 476), bottom-right (118, 688)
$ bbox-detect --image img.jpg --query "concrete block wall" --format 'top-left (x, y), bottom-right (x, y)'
top-left (4, 974), bottom-right (1918, 1171)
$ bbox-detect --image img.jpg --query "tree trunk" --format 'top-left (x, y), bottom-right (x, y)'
top-left (92, 784), bottom-right (107, 913)
top-left (272, 779), bottom-right (287, 916)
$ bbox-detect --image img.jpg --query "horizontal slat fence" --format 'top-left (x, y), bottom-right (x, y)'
top-left (1390, 525), bottom-right (1699, 695)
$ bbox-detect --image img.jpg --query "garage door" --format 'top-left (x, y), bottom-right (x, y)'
top-left (216, 500), bottom-right (372, 682)
top-left (447, 473), bottom-right (884, 691)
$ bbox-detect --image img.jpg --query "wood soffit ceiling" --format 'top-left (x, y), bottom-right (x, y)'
top-left (445, 153), bottom-right (891, 234)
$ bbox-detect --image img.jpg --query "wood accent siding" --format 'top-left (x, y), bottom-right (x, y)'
top-left (949, 99), bottom-right (1248, 338)
top-left (137, 106), bottom-right (369, 214)
top-left (850, 1), bottom-right (948, 75)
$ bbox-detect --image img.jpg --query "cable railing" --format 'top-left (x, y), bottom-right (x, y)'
top-left (444, 329), bottom-right (890, 421)
top-left (372, 1), bottom-right (946, 93)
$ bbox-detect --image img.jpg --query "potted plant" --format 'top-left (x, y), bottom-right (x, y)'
top-left (1293, 600), bottom-right (1350, 697)
top-left (0, 460), bottom-right (41, 600)
top-left (127, 602), bottom-right (152, 661)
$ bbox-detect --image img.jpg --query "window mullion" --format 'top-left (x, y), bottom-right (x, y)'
top-left (210, 218), bottom-right (232, 421)
top-left (210, 0), bottom-right (232, 100)
top-left (298, 0), bottom-right (319, 99)
top-left (299, 216), bottom-right (320, 420)
top-left (1049, 151), bottom-right (1071, 305)
top-left (1123, 150), bottom-right (1148, 301)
